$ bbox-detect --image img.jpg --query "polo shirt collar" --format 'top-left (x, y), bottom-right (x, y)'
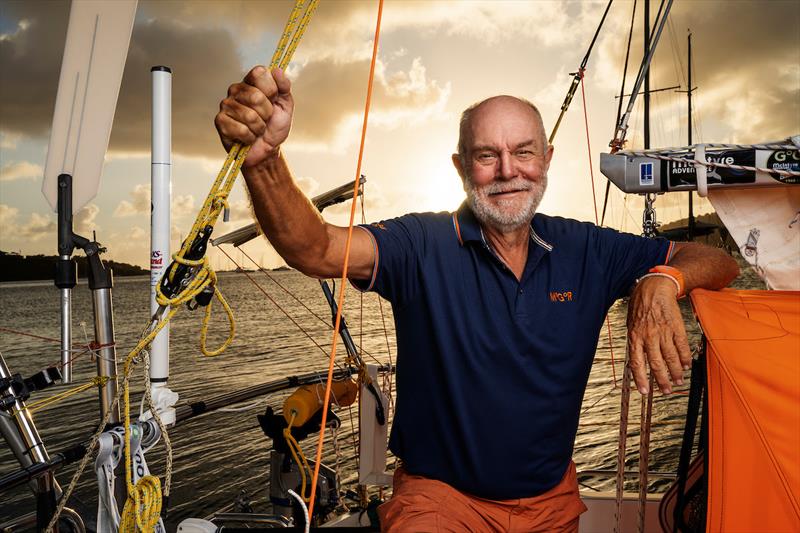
top-left (452, 201), bottom-right (554, 252)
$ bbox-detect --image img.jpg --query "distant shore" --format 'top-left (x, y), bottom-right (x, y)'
top-left (0, 251), bottom-right (291, 282)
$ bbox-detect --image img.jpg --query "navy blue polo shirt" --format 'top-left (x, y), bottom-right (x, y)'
top-left (353, 202), bottom-right (672, 500)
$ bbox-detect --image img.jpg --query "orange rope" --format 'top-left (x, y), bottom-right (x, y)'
top-left (579, 71), bottom-right (619, 387)
top-left (307, 0), bottom-right (384, 518)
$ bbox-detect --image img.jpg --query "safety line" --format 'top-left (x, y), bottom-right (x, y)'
top-left (307, 0), bottom-right (384, 519)
top-left (579, 72), bottom-right (620, 387)
top-left (235, 245), bottom-right (385, 367)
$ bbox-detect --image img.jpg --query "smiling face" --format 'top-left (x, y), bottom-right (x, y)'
top-left (453, 96), bottom-right (553, 232)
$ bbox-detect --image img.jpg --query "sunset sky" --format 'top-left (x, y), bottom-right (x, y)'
top-left (1, 0), bottom-right (798, 269)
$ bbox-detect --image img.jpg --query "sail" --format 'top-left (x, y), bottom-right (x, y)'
top-left (41, 0), bottom-right (138, 214)
top-left (691, 289), bottom-right (800, 532)
top-left (708, 188), bottom-right (800, 290)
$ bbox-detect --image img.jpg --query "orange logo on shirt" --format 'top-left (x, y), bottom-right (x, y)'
top-left (549, 291), bottom-right (574, 302)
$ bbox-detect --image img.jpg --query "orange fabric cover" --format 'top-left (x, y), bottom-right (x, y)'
top-left (691, 289), bottom-right (800, 533)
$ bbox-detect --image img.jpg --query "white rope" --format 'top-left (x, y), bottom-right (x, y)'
top-left (288, 488), bottom-right (310, 533)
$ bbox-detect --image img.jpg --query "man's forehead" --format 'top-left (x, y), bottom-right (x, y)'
top-left (468, 106), bottom-right (544, 146)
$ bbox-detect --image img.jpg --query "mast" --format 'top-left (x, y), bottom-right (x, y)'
top-left (644, 0), bottom-right (651, 150)
top-left (687, 31), bottom-right (695, 239)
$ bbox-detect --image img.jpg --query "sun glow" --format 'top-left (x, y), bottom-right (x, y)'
top-left (411, 159), bottom-right (467, 213)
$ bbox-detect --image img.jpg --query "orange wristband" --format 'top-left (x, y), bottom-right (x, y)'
top-left (648, 265), bottom-right (685, 298)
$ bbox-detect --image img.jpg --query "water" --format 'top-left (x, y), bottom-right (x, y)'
top-left (0, 264), bottom-right (763, 528)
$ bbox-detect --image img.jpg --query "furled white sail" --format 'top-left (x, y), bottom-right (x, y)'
top-left (708, 188), bottom-right (800, 290)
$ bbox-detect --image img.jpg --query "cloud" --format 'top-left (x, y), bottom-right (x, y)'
top-left (0, 1), bottom-right (70, 139)
top-left (114, 183), bottom-right (151, 216)
top-left (0, 160), bottom-right (42, 181)
top-left (19, 212), bottom-right (56, 241)
top-left (0, 132), bottom-right (21, 149)
top-left (0, 204), bottom-right (19, 227)
top-left (74, 204), bottom-right (100, 235)
top-left (224, 199), bottom-right (253, 222)
top-left (0, 1), bottom-right (242, 158)
top-left (129, 226), bottom-right (146, 241)
top-left (108, 16), bottom-right (246, 158)
top-left (172, 194), bottom-right (195, 218)
top-left (114, 184), bottom-right (195, 219)
top-left (290, 56), bottom-right (450, 147)
top-left (1, 0), bottom-right (795, 160)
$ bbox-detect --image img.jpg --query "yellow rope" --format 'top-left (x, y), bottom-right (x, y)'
top-left (12, 376), bottom-right (110, 416)
top-left (120, 474), bottom-right (162, 533)
top-left (114, 2), bottom-right (320, 530)
top-left (284, 412), bottom-right (313, 501)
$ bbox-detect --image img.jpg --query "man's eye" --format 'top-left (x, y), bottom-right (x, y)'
top-left (475, 153), bottom-right (497, 163)
top-left (515, 150), bottom-right (535, 160)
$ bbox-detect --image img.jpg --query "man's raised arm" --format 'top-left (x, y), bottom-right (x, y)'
top-left (214, 66), bottom-right (375, 280)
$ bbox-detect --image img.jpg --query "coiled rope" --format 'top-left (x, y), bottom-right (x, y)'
top-left (46, 3), bottom-right (319, 531)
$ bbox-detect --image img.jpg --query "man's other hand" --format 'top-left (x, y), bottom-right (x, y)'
top-left (215, 66), bottom-right (293, 168)
top-left (626, 276), bottom-right (692, 395)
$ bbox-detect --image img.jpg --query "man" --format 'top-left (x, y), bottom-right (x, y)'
top-left (215, 66), bottom-right (739, 532)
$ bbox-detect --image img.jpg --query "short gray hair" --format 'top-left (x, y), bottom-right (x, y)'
top-left (457, 96), bottom-right (548, 166)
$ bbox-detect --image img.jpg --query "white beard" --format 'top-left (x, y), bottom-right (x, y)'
top-left (464, 173), bottom-right (547, 232)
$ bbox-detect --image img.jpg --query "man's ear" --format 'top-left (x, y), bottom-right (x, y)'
top-left (452, 153), bottom-right (467, 187)
top-left (544, 144), bottom-right (554, 172)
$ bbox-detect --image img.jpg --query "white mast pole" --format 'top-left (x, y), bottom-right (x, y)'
top-left (148, 65), bottom-right (178, 424)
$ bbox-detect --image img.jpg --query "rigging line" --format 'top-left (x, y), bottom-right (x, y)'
top-left (647, 0), bottom-right (668, 52)
top-left (637, 375), bottom-right (655, 533)
top-left (581, 0), bottom-right (614, 70)
top-left (308, 0), bottom-right (384, 519)
top-left (580, 73), bottom-right (619, 387)
top-left (548, 0), bottom-right (614, 144)
top-left (236, 246), bottom-right (384, 366)
top-left (603, 0), bottom-right (636, 227)
top-left (612, 0), bottom-right (637, 139)
top-left (611, 0), bottom-right (674, 150)
top-left (0, 326), bottom-right (94, 349)
top-left (217, 245), bottom-right (347, 373)
top-left (358, 178), bottom-right (395, 417)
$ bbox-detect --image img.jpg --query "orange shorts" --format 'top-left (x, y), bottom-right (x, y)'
top-left (378, 462), bottom-right (587, 533)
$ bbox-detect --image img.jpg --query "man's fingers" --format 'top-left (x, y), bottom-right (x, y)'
top-left (215, 113), bottom-right (256, 146)
top-left (219, 98), bottom-right (267, 141)
top-left (674, 328), bottom-right (692, 370)
top-left (628, 338), bottom-right (650, 395)
top-left (659, 337), bottom-right (684, 386)
top-left (245, 65), bottom-right (281, 101)
top-left (232, 85), bottom-right (274, 124)
top-left (645, 339), bottom-right (672, 394)
top-left (272, 67), bottom-right (292, 95)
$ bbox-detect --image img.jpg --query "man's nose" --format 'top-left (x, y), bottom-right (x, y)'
top-left (498, 151), bottom-right (516, 180)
